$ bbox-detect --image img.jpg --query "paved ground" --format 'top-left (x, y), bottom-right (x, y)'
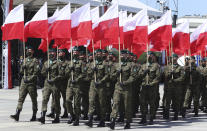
top-left (0, 87), bottom-right (207, 131)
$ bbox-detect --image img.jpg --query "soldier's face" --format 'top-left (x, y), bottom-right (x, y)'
top-left (133, 56), bottom-right (137, 62)
top-left (173, 57), bottom-right (178, 63)
top-left (96, 52), bottom-right (102, 60)
top-left (58, 52), bottom-right (65, 59)
top-left (121, 54), bottom-right (127, 61)
top-left (79, 54), bottom-right (85, 60)
top-left (89, 56), bottom-right (93, 61)
top-left (49, 52), bottom-right (56, 60)
top-left (73, 51), bottom-right (79, 58)
top-left (26, 49), bottom-right (34, 57)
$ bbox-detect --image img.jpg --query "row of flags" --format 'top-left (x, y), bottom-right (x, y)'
top-left (2, 2), bottom-right (207, 58)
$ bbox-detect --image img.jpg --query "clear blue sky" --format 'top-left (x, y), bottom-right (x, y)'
top-left (139, 0), bottom-right (207, 17)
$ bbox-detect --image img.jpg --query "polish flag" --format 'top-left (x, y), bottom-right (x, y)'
top-left (172, 20), bottom-right (190, 55)
top-left (71, 3), bottom-right (92, 44)
top-left (190, 20), bottom-right (207, 55)
top-left (1, 4), bottom-right (24, 41)
top-left (24, 2), bottom-right (48, 39)
top-left (133, 9), bottom-right (149, 49)
top-left (123, 9), bottom-right (148, 50)
top-left (38, 9), bottom-right (59, 52)
top-left (119, 11), bottom-right (127, 45)
top-left (92, 3), bottom-right (119, 44)
top-left (91, 7), bottom-right (99, 24)
top-left (148, 10), bottom-right (172, 51)
top-left (51, 3), bottom-right (71, 39)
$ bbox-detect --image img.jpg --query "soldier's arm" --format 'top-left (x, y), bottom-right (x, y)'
top-left (173, 67), bottom-right (185, 82)
top-left (41, 62), bottom-right (47, 78)
top-left (99, 64), bottom-right (109, 84)
top-left (27, 59), bottom-right (40, 82)
top-left (123, 65), bottom-right (135, 85)
top-left (149, 64), bottom-right (161, 86)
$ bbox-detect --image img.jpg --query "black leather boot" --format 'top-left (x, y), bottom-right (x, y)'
top-left (116, 113), bottom-right (124, 122)
top-left (108, 118), bottom-right (115, 130)
top-left (163, 109), bottom-right (169, 119)
top-left (97, 119), bottom-right (105, 127)
top-left (149, 116), bottom-right (154, 125)
top-left (38, 111), bottom-right (46, 124)
top-left (61, 109), bottom-right (68, 118)
top-left (124, 121), bottom-right (131, 129)
top-left (73, 118), bottom-right (79, 126)
top-left (10, 109), bottom-right (21, 121)
top-left (46, 109), bottom-right (55, 118)
top-left (52, 114), bottom-right (60, 123)
top-left (85, 115), bottom-right (93, 127)
top-left (67, 114), bottom-right (75, 124)
top-left (30, 110), bottom-right (37, 121)
top-left (181, 108), bottom-right (186, 118)
top-left (139, 115), bottom-right (147, 124)
top-left (173, 111), bottom-right (178, 120)
top-left (194, 109), bottom-right (198, 117)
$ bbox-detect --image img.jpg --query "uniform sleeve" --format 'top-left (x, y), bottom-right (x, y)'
top-left (74, 63), bottom-right (85, 82)
top-left (123, 65), bottom-right (135, 85)
top-left (149, 64), bottom-right (161, 86)
top-left (100, 64), bottom-right (109, 84)
top-left (174, 67), bottom-right (185, 83)
top-left (41, 62), bottom-right (47, 78)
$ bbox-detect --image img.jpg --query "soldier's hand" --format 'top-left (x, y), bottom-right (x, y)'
top-left (119, 82), bottom-right (124, 87)
top-left (95, 81), bottom-right (100, 87)
top-left (24, 77), bottom-right (29, 83)
top-left (144, 69), bottom-right (150, 75)
top-left (117, 69), bottom-right (122, 74)
top-left (71, 80), bottom-right (76, 84)
top-left (47, 79), bottom-right (54, 84)
top-left (92, 67), bottom-right (98, 72)
top-left (22, 65), bottom-right (27, 70)
top-left (46, 67), bottom-right (51, 73)
top-left (70, 66), bottom-right (75, 71)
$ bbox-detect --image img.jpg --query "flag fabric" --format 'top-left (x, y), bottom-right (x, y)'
top-left (71, 3), bottom-right (92, 44)
top-left (190, 20), bottom-right (207, 55)
top-left (51, 3), bottom-right (71, 39)
top-left (119, 11), bottom-right (127, 46)
top-left (133, 9), bottom-right (149, 49)
top-left (38, 9), bottom-right (59, 52)
top-left (1, 4), bottom-right (24, 41)
top-left (91, 7), bottom-right (99, 24)
top-left (24, 2), bottom-right (48, 39)
top-left (92, 3), bottom-right (119, 45)
top-left (172, 20), bottom-right (190, 55)
top-left (148, 10), bottom-right (172, 51)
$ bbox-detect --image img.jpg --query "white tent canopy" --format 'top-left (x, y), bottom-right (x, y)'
top-left (13, 0), bottom-right (162, 16)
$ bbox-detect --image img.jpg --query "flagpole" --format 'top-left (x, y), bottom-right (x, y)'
top-left (70, 38), bottom-right (74, 81)
top-left (189, 49), bottom-right (192, 84)
top-left (92, 39), bottom-right (96, 82)
top-left (23, 31), bottom-right (26, 79)
top-left (166, 50), bottom-right (168, 66)
top-left (146, 42), bottom-right (149, 85)
top-left (118, 36), bottom-right (122, 82)
top-left (57, 46), bottom-right (59, 61)
top-left (47, 37), bottom-right (50, 80)
top-left (171, 41), bottom-right (174, 79)
top-left (86, 46), bottom-right (88, 63)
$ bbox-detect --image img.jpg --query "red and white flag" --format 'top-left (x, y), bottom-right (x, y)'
top-left (148, 10), bottom-right (172, 51)
top-left (190, 20), bottom-right (207, 55)
top-left (24, 2), bottom-right (48, 39)
top-left (51, 3), bottom-right (71, 39)
top-left (119, 11), bottom-right (127, 45)
top-left (133, 9), bottom-right (149, 48)
top-left (39, 9), bottom-right (59, 52)
top-left (91, 7), bottom-right (99, 24)
top-left (92, 3), bottom-right (119, 44)
top-left (71, 3), bottom-right (92, 43)
top-left (172, 20), bottom-right (190, 55)
top-left (1, 4), bottom-right (24, 41)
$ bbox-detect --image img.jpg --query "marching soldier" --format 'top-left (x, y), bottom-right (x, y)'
top-left (66, 46), bottom-right (85, 126)
top-left (163, 54), bottom-right (185, 120)
top-left (138, 52), bottom-right (160, 125)
top-left (85, 49), bottom-right (109, 127)
top-left (182, 56), bottom-right (202, 117)
top-left (38, 48), bottom-right (61, 124)
top-left (10, 46), bottom-right (39, 122)
top-left (108, 50), bottom-right (136, 129)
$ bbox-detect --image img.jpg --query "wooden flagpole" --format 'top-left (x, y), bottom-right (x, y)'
top-left (70, 38), bottom-right (74, 81)
top-left (92, 39), bottom-right (96, 82)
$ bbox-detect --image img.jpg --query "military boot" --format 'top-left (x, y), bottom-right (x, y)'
top-left (67, 113), bottom-right (75, 124)
top-left (30, 110), bottom-right (37, 121)
top-left (124, 121), bottom-right (131, 129)
top-left (149, 116), bottom-right (154, 125)
top-left (85, 115), bottom-right (93, 127)
top-left (139, 115), bottom-right (147, 124)
top-left (73, 118), bottom-right (79, 126)
top-left (46, 109), bottom-right (55, 118)
top-left (38, 111), bottom-right (46, 124)
top-left (163, 109), bottom-right (169, 119)
top-left (10, 109), bottom-right (21, 121)
top-left (173, 111), bottom-right (178, 120)
top-left (116, 113), bottom-right (124, 122)
top-left (52, 114), bottom-right (60, 123)
top-left (108, 118), bottom-right (116, 130)
top-left (181, 108), bottom-right (186, 118)
top-left (194, 109), bottom-right (198, 117)
top-left (61, 109), bottom-right (68, 118)
top-left (97, 119), bottom-right (105, 127)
